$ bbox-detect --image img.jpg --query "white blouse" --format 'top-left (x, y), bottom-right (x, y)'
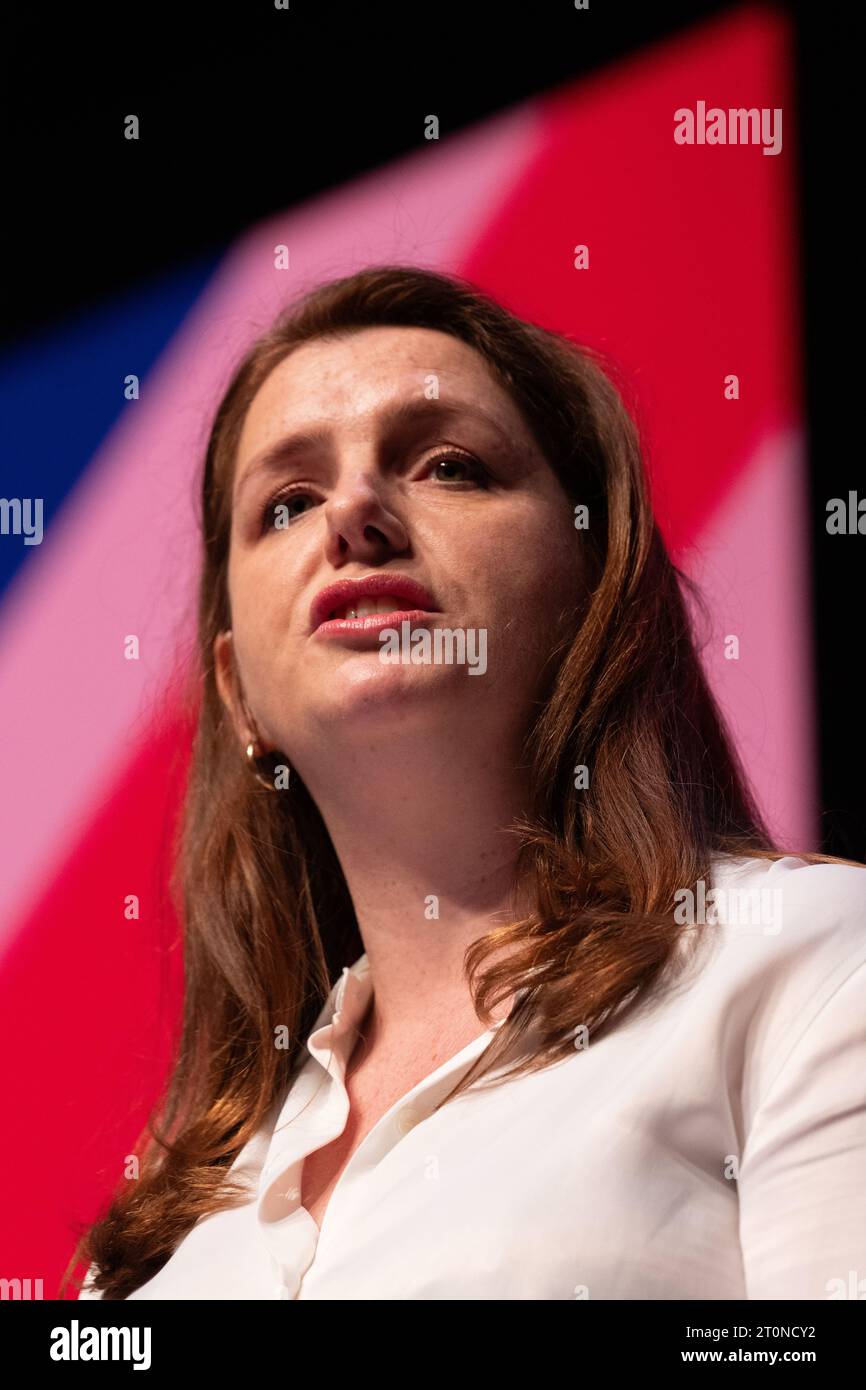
top-left (79, 852), bottom-right (866, 1300)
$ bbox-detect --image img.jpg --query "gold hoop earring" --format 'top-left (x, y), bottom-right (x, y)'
top-left (245, 739), bottom-right (291, 792)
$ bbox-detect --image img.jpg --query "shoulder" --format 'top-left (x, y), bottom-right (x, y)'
top-left (707, 857), bottom-right (866, 1298)
top-left (675, 852), bottom-right (866, 1102)
top-left (712, 849), bottom-right (866, 909)
top-left (707, 851), bottom-right (866, 966)
top-left (77, 1263), bottom-right (102, 1300)
top-left (677, 852), bottom-right (866, 983)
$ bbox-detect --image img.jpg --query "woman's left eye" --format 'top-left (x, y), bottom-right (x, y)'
top-left (424, 451), bottom-right (489, 486)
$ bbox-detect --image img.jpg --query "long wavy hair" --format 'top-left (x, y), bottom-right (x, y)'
top-left (62, 263), bottom-right (834, 1300)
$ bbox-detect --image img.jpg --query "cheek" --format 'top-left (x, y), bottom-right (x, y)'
top-left (473, 527), bottom-right (580, 692)
top-left (540, 531), bottom-right (584, 609)
top-left (490, 501), bottom-right (583, 615)
top-left (228, 542), bottom-right (306, 640)
top-left (226, 559), bottom-right (285, 691)
top-left (535, 494), bottom-right (584, 595)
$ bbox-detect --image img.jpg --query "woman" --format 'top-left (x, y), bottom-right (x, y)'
top-left (68, 265), bottom-right (866, 1300)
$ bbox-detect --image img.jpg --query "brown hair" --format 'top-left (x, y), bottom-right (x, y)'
top-left (62, 264), bottom-right (844, 1300)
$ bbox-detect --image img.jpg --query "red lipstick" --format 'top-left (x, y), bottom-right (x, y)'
top-left (309, 573), bottom-right (439, 637)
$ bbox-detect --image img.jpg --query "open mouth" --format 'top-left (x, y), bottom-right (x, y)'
top-left (310, 574), bottom-right (439, 633)
top-left (326, 597), bottom-right (425, 621)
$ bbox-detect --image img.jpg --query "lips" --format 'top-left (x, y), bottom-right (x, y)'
top-left (309, 574), bottom-right (438, 633)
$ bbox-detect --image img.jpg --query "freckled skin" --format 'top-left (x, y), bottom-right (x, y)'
top-left (215, 325), bottom-right (582, 764)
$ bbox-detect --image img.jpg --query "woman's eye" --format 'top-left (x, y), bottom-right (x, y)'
top-left (260, 490), bottom-right (315, 531)
top-left (259, 453), bottom-right (488, 531)
top-left (425, 452), bottom-right (489, 486)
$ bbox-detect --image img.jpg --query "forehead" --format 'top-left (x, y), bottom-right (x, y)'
top-left (236, 325), bottom-right (519, 455)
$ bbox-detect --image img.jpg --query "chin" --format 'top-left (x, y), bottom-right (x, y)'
top-left (317, 656), bottom-right (461, 718)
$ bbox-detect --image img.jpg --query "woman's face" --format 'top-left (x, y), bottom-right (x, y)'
top-left (215, 325), bottom-right (584, 775)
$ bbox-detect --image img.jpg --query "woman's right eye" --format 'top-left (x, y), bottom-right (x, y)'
top-left (260, 490), bottom-right (316, 532)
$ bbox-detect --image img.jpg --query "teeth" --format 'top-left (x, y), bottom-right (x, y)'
top-left (329, 596), bottom-right (413, 620)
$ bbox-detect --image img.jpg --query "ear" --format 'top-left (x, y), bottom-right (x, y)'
top-left (213, 629), bottom-right (249, 746)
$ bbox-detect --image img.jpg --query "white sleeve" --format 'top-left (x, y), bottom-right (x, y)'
top-left (738, 948), bottom-right (866, 1299)
top-left (77, 1263), bottom-right (103, 1300)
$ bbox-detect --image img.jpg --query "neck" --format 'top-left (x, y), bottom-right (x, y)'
top-left (299, 736), bottom-right (534, 1051)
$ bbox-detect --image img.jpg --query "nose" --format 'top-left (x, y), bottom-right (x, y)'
top-left (321, 466), bottom-right (410, 564)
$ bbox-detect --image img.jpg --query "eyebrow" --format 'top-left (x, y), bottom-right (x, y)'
top-left (233, 395), bottom-right (519, 504)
